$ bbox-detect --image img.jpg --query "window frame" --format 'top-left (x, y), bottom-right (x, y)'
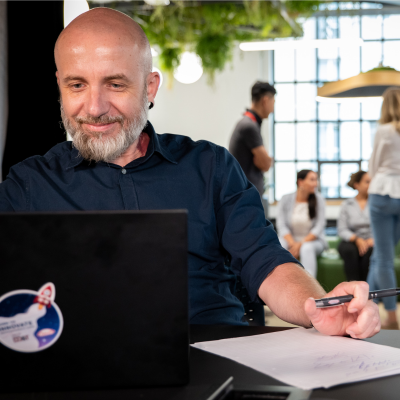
top-left (271, 10), bottom-right (398, 201)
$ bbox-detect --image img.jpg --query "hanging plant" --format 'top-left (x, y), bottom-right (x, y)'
top-left (89, 1), bottom-right (321, 85)
top-left (196, 33), bottom-right (232, 83)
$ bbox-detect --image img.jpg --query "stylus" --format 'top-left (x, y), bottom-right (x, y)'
top-left (315, 288), bottom-right (400, 308)
top-left (206, 376), bottom-right (234, 400)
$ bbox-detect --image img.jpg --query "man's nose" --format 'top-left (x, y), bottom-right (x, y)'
top-left (85, 87), bottom-right (110, 117)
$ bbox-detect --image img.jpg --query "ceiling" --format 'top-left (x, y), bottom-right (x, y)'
top-left (89, 1), bottom-right (400, 19)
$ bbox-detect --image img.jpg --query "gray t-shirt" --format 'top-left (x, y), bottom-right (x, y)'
top-left (229, 111), bottom-right (264, 195)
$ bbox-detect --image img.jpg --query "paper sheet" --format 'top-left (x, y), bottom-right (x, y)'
top-left (192, 328), bottom-right (400, 390)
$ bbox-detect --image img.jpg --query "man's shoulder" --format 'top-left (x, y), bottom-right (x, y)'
top-left (234, 115), bottom-right (259, 133)
top-left (44, 141), bottom-right (74, 161)
top-left (157, 132), bottom-right (224, 156)
top-left (13, 142), bottom-right (73, 172)
top-left (157, 132), bottom-right (237, 172)
top-left (230, 117), bottom-right (261, 150)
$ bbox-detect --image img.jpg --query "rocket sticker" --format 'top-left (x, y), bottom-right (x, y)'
top-left (33, 283), bottom-right (55, 309)
top-left (0, 283), bottom-right (63, 353)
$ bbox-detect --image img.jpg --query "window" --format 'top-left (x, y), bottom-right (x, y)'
top-left (271, 8), bottom-right (398, 201)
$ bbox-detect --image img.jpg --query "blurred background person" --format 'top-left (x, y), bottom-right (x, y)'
top-left (338, 171), bottom-right (373, 282)
top-left (229, 81), bottom-right (274, 196)
top-left (277, 170), bottom-right (327, 277)
top-left (367, 87), bottom-right (400, 330)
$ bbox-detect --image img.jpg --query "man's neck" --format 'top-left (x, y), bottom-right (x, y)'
top-left (112, 132), bottom-right (150, 167)
top-left (250, 106), bottom-right (267, 120)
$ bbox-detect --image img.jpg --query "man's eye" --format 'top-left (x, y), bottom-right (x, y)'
top-left (71, 84), bottom-right (83, 89)
top-left (111, 84), bottom-right (122, 89)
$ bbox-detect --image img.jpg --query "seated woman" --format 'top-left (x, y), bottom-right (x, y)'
top-left (337, 171), bottom-right (373, 282)
top-left (277, 170), bottom-right (327, 277)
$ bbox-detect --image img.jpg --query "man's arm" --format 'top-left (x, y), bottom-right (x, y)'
top-left (258, 263), bottom-right (380, 339)
top-left (251, 145), bottom-right (272, 172)
top-left (258, 263), bottom-right (325, 327)
top-left (214, 147), bottom-right (380, 339)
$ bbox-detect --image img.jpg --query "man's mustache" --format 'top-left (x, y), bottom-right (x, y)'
top-left (74, 115), bottom-right (124, 125)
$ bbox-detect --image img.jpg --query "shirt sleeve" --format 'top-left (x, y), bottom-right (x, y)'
top-left (240, 124), bottom-right (264, 150)
top-left (337, 202), bottom-right (354, 241)
top-left (214, 147), bottom-right (301, 303)
top-left (310, 194), bottom-right (326, 237)
top-left (0, 163), bottom-right (29, 211)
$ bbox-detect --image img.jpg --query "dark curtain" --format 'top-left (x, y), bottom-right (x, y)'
top-left (3, 1), bottom-right (65, 181)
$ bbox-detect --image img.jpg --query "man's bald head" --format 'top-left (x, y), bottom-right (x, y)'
top-left (54, 7), bottom-right (152, 76)
top-left (54, 7), bottom-right (161, 164)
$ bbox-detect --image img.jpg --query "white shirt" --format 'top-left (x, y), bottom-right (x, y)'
top-left (369, 122), bottom-right (400, 199)
top-left (291, 202), bottom-right (312, 242)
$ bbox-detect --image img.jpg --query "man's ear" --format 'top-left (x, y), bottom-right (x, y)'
top-left (262, 95), bottom-right (269, 107)
top-left (147, 71), bottom-right (160, 105)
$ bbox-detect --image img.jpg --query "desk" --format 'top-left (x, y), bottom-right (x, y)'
top-left (3, 325), bottom-right (400, 400)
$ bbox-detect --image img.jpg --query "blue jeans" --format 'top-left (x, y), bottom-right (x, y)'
top-left (367, 194), bottom-right (400, 311)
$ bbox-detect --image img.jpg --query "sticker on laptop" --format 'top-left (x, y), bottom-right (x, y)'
top-left (0, 283), bottom-right (63, 353)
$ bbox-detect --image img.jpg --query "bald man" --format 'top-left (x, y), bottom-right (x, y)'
top-left (0, 8), bottom-right (380, 337)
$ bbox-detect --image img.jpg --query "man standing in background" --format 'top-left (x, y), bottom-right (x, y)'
top-left (229, 81), bottom-right (275, 196)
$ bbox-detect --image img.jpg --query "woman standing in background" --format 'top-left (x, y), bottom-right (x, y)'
top-left (277, 170), bottom-right (327, 278)
top-left (338, 171), bottom-right (373, 282)
top-left (367, 87), bottom-right (400, 330)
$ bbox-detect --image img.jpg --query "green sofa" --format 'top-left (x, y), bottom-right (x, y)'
top-left (316, 238), bottom-right (400, 293)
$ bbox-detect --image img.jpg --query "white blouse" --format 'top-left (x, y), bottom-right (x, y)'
top-left (291, 202), bottom-right (312, 242)
top-left (369, 123), bottom-right (400, 199)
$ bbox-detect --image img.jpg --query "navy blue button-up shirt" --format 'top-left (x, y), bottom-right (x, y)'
top-left (0, 122), bottom-right (298, 325)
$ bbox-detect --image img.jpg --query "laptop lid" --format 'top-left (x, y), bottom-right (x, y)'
top-left (0, 211), bottom-right (189, 392)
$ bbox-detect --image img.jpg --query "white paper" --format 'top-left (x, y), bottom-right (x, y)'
top-left (192, 328), bottom-right (400, 390)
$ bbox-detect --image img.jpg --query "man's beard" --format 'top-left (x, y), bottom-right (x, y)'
top-left (60, 91), bottom-right (148, 163)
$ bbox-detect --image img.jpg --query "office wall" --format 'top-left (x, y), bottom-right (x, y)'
top-left (150, 47), bottom-right (272, 150)
top-left (0, 2), bottom-right (7, 183)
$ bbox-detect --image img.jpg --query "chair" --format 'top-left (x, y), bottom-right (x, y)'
top-left (235, 275), bottom-right (265, 326)
top-left (317, 238), bottom-right (400, 294)
top-left (225, 255), bottom-right (265, 326)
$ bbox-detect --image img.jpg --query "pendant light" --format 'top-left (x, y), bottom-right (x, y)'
top-left (317, 64), bottom-right (400, 101)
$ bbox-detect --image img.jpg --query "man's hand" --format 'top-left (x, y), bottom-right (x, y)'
top-left (355, 237), bottom-right (369, 256)
top-left (259, 264), bottom-right (380, 339)
top-left (289, 242), bottom-right (302, 259)
top-left (305, 281), bottom-right (380, 339)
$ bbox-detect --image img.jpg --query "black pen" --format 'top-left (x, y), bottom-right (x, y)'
top-left (315, 288), bottom-right (400, 308)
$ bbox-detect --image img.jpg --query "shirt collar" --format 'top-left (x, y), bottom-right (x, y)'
top-left (67, 146), bottom-right (84, 170)
top-left (246, 109), bottom-right (262, 126)
top-left (145, 121), bottom-right (177, 165)
top-left (65, 120), bottom-right (177, 170)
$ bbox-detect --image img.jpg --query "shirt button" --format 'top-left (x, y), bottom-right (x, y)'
top-left (121, 169), bottom-right (126, 174)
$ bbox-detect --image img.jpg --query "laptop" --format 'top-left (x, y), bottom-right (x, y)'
top-left (0, 211), bottom-right (189, 392)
